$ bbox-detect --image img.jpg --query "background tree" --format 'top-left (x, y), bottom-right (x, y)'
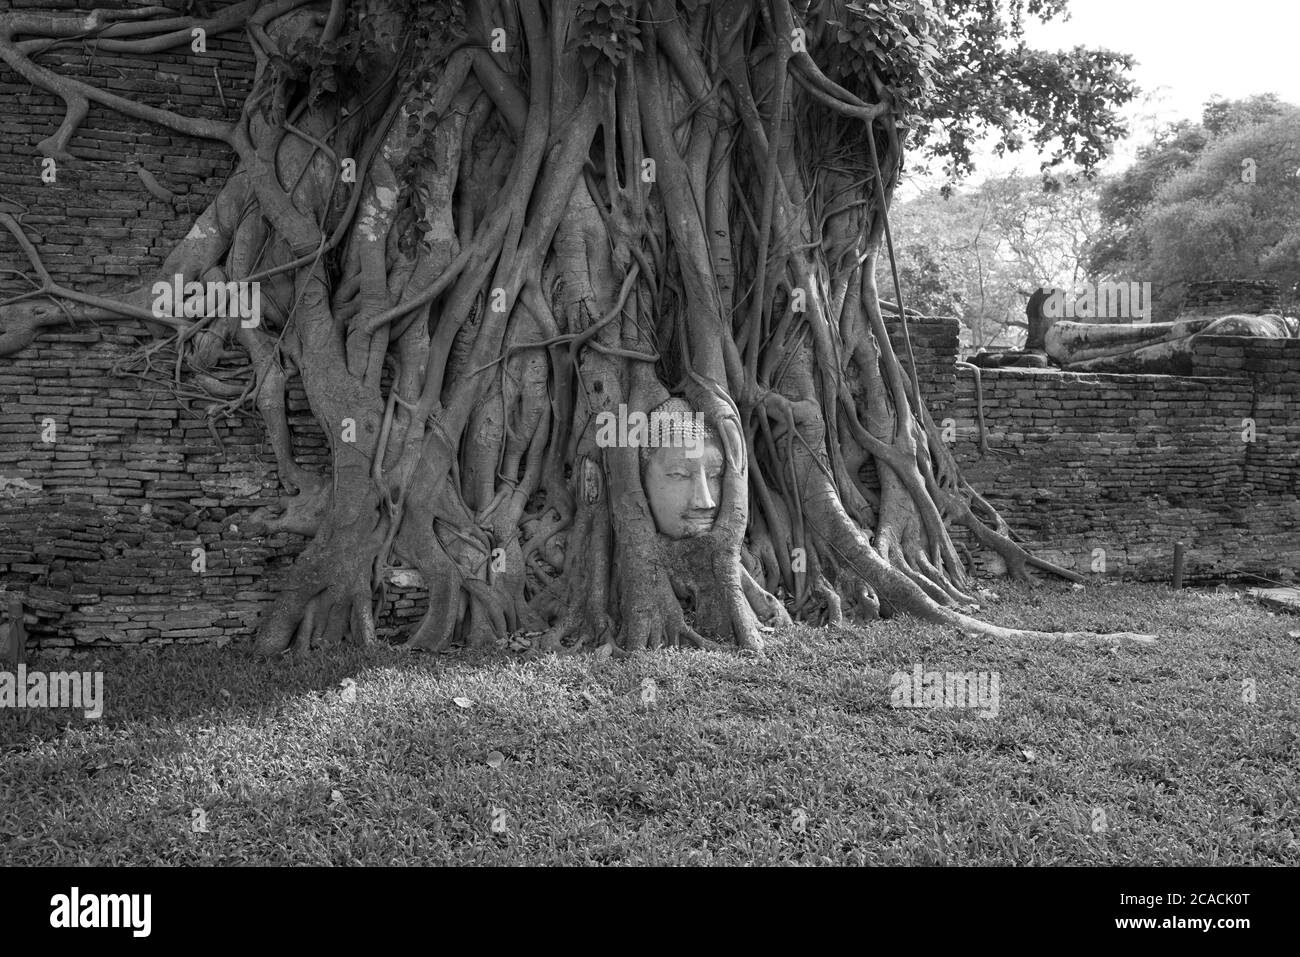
top-left (894, 171), bottom-right (1101, 351)
top-left (0, 0), bottom-right (1150, 655)
top-left (1088, 94), bottom-right (1297, 319)
top-left (889, 240), bottom-right (968, 320)
top-left (887, 193), bottom-right (973, 320)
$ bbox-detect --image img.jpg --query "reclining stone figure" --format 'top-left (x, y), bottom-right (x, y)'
top-left (1043, 312), bottom-right (1299, 374)
top-left (970, 286), bottom-right (1298, 374)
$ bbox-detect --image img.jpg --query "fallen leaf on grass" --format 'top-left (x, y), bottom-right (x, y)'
top-left (452, 696), bottom-right (473, 708)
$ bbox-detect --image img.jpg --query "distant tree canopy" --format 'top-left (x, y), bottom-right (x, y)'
top-left (903, 0), bottom-right (1136, 181)
top-left (894, 171), bottom-right (1101, 350)
top-left (1088, 94), bottom-right (1300, 319)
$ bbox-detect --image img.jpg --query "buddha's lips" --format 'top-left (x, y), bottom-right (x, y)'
top-left (682, 511), bottom-right (716, 528)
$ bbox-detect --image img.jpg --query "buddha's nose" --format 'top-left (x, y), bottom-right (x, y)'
top-left (690, 467), bottom-right (716, 510)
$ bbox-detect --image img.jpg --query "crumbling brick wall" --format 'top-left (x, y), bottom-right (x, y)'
top-left (1179, 279), bottom-right (1284, 318)
top-left (947, 346), bottom-right (1300, 582)
top-left (0, 2), bottom-right (434, 647)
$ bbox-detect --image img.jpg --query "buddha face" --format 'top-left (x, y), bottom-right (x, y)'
top-left (643, 436), bottom-right (725, 538)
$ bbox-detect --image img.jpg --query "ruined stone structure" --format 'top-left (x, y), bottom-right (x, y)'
top-left (2, 36), bottom-right (1297, 651)
top-left (1178, 279), bottom-right (1284, 319)
top-left (951, 332), bottom-right (1300, 582)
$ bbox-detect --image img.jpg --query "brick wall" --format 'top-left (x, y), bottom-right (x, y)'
top-left (945, 354), bottom-right (1300, 582)
top-left (1179, 279), bottom-right (1283, 318)
top-left (885, 315), bottom-right (958, 410)
top-left (0, 2), bottom-right (436, 648)
top-left (863, 314), bottom-right (1297, 583)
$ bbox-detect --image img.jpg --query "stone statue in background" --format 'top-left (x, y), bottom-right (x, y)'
top-left (970, 282), bottom-right (1298, 374)
top-left (968, 286), bottom-right (1054, 369)
top-left (1044, 313), bottom-right (1299, 373)
top-left (639, 398), bottom-right (725, 539)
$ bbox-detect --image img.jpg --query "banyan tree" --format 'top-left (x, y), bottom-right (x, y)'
top-left (0, 0), bottom-right (1153, 655)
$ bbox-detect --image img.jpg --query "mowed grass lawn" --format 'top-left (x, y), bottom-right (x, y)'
top-left (1, 582), bottom-right (1297, 865)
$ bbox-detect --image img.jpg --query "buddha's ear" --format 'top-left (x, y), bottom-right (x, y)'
top-left (718, 418), bottom-right (744, 476)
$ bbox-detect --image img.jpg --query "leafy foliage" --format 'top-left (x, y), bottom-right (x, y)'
top-left (401, 0), bottom-right (469, 90)
top-left (1138, 111), bottom-right (1300, 313)
top-left (893, 241), bottom-right (968, 318)
top-left (571, 0), bottom-right (643, 71)
top-left (1088, 97), bottom-right (1300, 318)
top-left (1085, 120), bottom-right (1208, 277)
top-left (895, 171), bottom-right (1100, 349)
top-left (273, 35), bottom-right (360, 108)
top-left (824, 0), bottom-right (1137, 181)
top-left (823, 0), bottom-right (941, 120)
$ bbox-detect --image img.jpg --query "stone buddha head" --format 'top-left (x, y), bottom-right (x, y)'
top-left (639, 398), bottom-right (725, 539)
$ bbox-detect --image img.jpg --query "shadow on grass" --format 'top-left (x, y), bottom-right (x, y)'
top-left (1, 638), bottom-right (454, 743)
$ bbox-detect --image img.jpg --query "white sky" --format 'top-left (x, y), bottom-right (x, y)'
top-left (1025, 0), bottom-right (1300, 120)
top-left (901, 0), bottom-right (1300, 192)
